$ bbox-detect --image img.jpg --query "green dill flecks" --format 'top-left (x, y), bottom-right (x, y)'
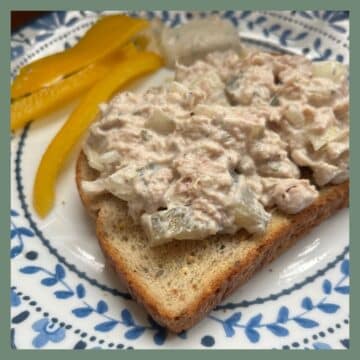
top-left (221, 133), bottom-right (232, 142)
top-left (226, 75), bottom-right (241, 91)
top-left (270, 94), bottom-right (280, 106)
top-left (140, 129), bottom-right (151, 141)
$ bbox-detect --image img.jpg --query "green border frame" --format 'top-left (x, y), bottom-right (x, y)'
top-left (3, 0), bottom-right (357, 357)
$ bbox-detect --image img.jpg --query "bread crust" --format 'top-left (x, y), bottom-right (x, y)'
top-left (76, 150), bottom-right (349, 332)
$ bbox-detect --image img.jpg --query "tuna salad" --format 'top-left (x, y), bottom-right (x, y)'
top-left (82, 49), bottom-right (349, 246)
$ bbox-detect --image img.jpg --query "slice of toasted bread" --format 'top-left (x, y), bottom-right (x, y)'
top-left (76, 150), bottom-right (349, 332)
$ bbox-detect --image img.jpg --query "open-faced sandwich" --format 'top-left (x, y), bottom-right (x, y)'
top-left (33, 15), bottom-right (347, 333)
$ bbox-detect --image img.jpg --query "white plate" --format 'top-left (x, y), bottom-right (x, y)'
top-left (10, 10), bottom-right (349, 349)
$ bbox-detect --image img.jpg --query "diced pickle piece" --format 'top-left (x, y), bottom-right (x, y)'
top-left (105, 164), bottom-right (139, 201)
top-left (311, 61), bottom-right (348, 82)
top-left (283, 104), bottom-right (305, 127)
top-left (233, 176), bottom-right (270, 233)
top-left (105, 163), bottom-right (158, 202)
top-left (145, 108), bottom-right (175, 135)
top-left (141, 207), bottom-right (218, 246)
top-left (309, 126), bottom-right (345, 151)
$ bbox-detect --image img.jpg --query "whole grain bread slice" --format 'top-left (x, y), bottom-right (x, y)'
top-left (76, 150), bottom-right (349, 332)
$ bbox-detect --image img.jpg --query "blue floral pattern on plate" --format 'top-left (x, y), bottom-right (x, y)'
top-left (11, 11), bottom-right (349, 349)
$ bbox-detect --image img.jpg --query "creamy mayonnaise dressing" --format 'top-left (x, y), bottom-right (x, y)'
top-left (82, 48), bottom-right (348, 246)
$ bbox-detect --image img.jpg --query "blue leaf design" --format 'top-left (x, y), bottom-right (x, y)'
top-left (32, 318), bottom-right (47, 331)
top-left (268, 24), bottom-right (281, 32)
top-left (314, 38), bottom-right (322, 50)
top-left (341, 259), bottom-right (349, 276)
top-left (223, 10), bottom-right (234, 18)
top-left (225, 312), bottom-right (241, 325)
top-left (227, 16), bottom-right (238, 27)
top-left (266, 324), bottom-right (289, 337)
top-left (72, 307), bottom-right (93, 318)
top-left (147, 315), bottom-right (160, 329)
top-left (10, 228), bottom-right (19, 239)
top-left (55, 264), bottom-right (65, 280)
top-left (35, 33), bottom-right (53, 42)
top-left (56, 12), bottom-right (66, 25)
top-left (246, 313), bottom-right (262, 328)
top-left (322, 11), bottom-right (333, 21)
top-left (313, 342), bottom-right (332, 350)
top-left (340, 338), bottom-right (349, 349)
top-left (335, 285), bottom-right (349, 294)
top-left (294, 32), bottom-right (308, 41)
top-left (11, 289), bottom-right (21, 306)
top-left (95, 320), bottom-right (118, 332)
top-left (277, 306), bottom-right (289, 323)
top-left (125, 326), bottom-right (146, 339)
top-left (177, 330), bottom-right (187, 339)
top-left (17, 227), bottom-right (34, 237)
top-left (121, 309), bottom-right (134, 326)
top-left (153, 329), bottom-right (167, 345)
top-left (73, 340), bottom-right (87, 349)
top-left (161, 11), bottom-right (169, 23)
top-left (298, 11), bottom-right (313, 19)
top-left (32, 333), bottom-right (49, 348)
top-left (29, 21), bottom-right (52, 31)
top-left (245, 327), bottom-right (260, 343)
top-left (315, 49), bottom-right (332, 61)
top-left (255, 16), bottom-right (266, 25)
top-left (170, 13), bottom-right (181, 28)
top-left (76, 284), bottom-right (85, 299)
top-left (96, 300), bottom-right (108, 314)
top-left (222, 312), bottom-right (241, 337)
top-left (329, 11), bottom-right (349, 23)
top-left (301, 297), bottom-right (314, 310)
top-left (322, 279), bottom-right (332, 294)
top-left (223, 322), bottom-right (235, 337)
top-left (280, 29), bottom-right (292, 46)
top-left (11, 45), bottom-right (25, 60)
top-left (294, 317), bottom-right (319, 328)
top-left (41, 277), bottom-right (57, 286)
top-left (330, 24), bottom-right (346, 33)
top-left (240, 11), bottom-right (252, 19)
top-left (317, 303), bottom-right (339, 314)
top-left (12, 310), bottom-right (30, 324)
top-left (147, 11), bottom-right (155, 20)
top-left (11, 210), bottom-right (19, 216)
top-left (11, 246), bottom-right (22, 258)
top-left (54, 290), bottom-right (74, 299)
top-left (65, 17), bottom-right (79, 27)
top-left (10, 229), bottom-right (18, 239)
top-left (20, 266), bottom-right (41, 274)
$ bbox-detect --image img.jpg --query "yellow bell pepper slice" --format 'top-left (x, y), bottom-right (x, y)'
top-left (11, 44), bottom-right (137, 132)
top-left (33, 51), bottom-right (163, 217)
top-left (11, 14), bottom-right (148, 99)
